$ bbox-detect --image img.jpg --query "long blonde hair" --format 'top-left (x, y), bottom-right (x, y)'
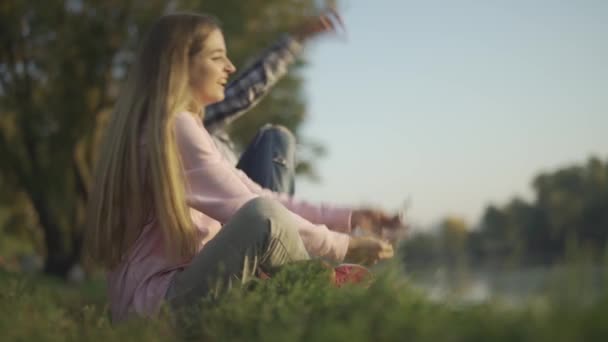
top-left (86, 13), bottom-right (221, 268)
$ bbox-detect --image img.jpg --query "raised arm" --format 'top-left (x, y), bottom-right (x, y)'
top-left (203, 35), bottom-right (303, 132)
top-left (174, 112), bottom-right (350, 261)
top-left (203, 10), bottom-right (345, 132)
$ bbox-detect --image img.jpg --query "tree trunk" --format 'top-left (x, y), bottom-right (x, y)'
top-left (30, 193), bottom-right (79, 278)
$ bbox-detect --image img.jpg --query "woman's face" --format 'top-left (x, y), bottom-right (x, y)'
top-left (189, 29), bottom-right (236, 106)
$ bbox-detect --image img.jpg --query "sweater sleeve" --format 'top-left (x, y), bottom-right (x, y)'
top-left (173, 112), bottom-right (349, 261)
top-left (232, 167), bottom-right (353, 233)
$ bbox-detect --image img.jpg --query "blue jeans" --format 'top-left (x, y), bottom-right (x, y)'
top-left (213, 124), bottom-right (296, 195)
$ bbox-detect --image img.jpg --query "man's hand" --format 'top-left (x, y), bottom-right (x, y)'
top-left (351, 209), bottom-right (406, 237)
top-left (344, 236), bottom-right (394, 266)
top-left (291, 8), bottom-right (345, 42)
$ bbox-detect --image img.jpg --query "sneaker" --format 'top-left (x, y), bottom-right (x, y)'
top-left (255, 262), bottom-right (372, 288)
top-left (256, 268), bottom-right (271, 280)
top-left (332, 263), bottom-right (372, 288)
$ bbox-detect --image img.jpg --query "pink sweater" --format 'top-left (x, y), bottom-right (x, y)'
top-left (107, 112), bottom-right (352, 322)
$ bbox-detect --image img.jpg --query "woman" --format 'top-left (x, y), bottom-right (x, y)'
top-left (86, 12), bottom-right (401, 323)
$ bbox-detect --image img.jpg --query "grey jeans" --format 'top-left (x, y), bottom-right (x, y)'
top-left (165, 197), bottom-right (310, 310)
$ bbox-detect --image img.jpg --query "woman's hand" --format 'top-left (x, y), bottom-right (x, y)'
top-left (291, 8), bottom-right (345, 42)
top-left (344, 236), bottom-right (394, 266)
top-left (351, 209), bottom-right (406, 237)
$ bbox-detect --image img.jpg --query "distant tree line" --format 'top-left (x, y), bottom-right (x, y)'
top-left (403, 156), bottom-right (608, 268)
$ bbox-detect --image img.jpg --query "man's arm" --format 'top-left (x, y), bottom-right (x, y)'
top-left (203, 34), bottom-right (303, 133)
top-left (203, 10), bottom-right (344, 133)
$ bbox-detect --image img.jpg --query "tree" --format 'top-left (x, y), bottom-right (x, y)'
top-left (533, 157), bottom-right (608, 255)
top-left (439, 216), bottom-right (469, 266)
top-left (401, 232), bottom-right (441, 268)
top-left (0, 0), bottom-right (324, 277)
top-left (475, 156), bottom-right (608, 265)
top-left (404, 157), bottom-right (608, 269)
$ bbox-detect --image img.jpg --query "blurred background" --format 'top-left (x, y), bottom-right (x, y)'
top-left (0, 0), bottom-right (607, 303)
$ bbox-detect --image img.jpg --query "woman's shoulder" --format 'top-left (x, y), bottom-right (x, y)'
top-left (174, 111), bottom-right (210, 137)
top-left (173, 111), bottom-right (219, 159)
top-left (175, 111), bottom-right (203, 127)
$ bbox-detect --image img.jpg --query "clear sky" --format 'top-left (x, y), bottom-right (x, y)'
top-left (296, 0), bottom-right (608, 228)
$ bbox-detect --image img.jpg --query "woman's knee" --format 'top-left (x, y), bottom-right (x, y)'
top-left (240, 198), bottom-right (308, 264)
top-left (258, 124), bottom-right (296, 147)
top-left (236, 197), bottom-right (282, 230)
top-left (238, 197), bottom-right (295, 237)
top-left (240, 197), bottom-right (285, 220)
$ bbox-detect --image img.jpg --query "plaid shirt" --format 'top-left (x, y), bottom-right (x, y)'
top-left (203, 34), bottom-right (303, 132)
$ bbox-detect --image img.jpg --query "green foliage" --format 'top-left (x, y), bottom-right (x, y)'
top-left (0, 0), bottom-right (326, 276)
top-left (403, 156), bottom-right (608, 268)
top-left (479, 156), bottom-right (608, 264)
top-left (1, 263), bottom-right (608, 341)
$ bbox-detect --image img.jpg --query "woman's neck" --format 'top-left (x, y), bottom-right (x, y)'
top-left (186, 102), bottom-right (205, 120)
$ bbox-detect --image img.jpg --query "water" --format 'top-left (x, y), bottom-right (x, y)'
top-left (405, 264), bottom-right (607, 306)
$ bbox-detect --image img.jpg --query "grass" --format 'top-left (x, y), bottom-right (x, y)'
top-left (1, 261), bottom-right (607, 341)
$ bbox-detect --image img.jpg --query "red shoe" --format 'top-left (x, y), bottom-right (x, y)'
top-left (332, 263), bottom-right (372, 288)
top-left (257, 268), bottom-right (271, 280)
top-left (255, 263), bottom-right (372, 287)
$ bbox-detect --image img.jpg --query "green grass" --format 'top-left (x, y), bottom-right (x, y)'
top-left (1, 262), bottom-right (607, 341)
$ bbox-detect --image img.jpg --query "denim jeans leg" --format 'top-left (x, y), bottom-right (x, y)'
top-left (237, 124), bottom-right (296, 195)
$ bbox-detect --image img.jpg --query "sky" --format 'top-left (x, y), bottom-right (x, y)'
top-left (295, 0), bottom-right (608, 228)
